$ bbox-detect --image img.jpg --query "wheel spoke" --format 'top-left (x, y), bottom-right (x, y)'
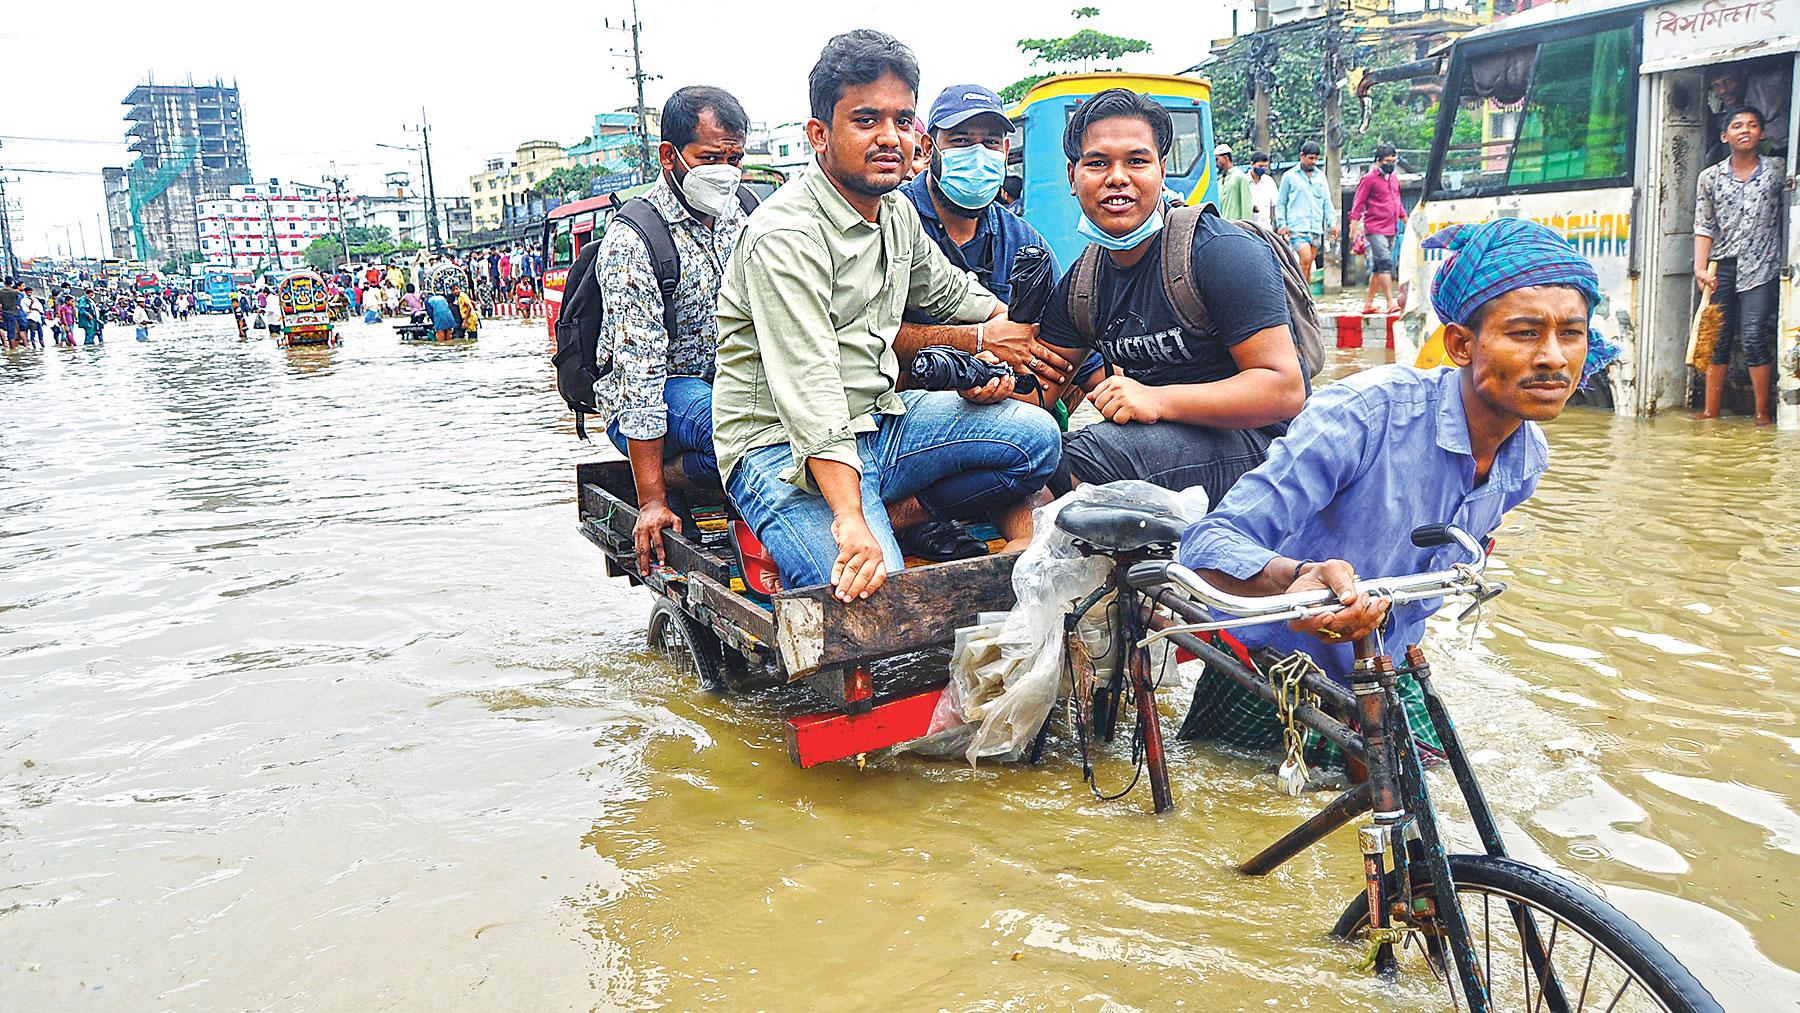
top-left (1577, 942), bottom-right (1598, 1011)
top-left (1602, 978), bottom-right (1633, 1013)
top-left (1484, 893), bottom-right (1493, 997)
top-left (1533, 920), bottom-right (1560, 1013)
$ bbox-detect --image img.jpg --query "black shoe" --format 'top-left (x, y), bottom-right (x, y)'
top-left (897, 519), bottom-right (989, 563)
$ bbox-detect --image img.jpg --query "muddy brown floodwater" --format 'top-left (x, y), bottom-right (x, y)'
top-left (1, 318), bottom-right (1796, 1010)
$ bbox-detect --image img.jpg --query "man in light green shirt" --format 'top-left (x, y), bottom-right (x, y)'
top-left (714, 29), bottom-right (1061, 603)
top-left (1215, 144), bottom-right (1253, 221)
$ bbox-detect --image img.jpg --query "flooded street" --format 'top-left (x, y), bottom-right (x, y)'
top-left (2, 316), bottom-right (1797, 1009)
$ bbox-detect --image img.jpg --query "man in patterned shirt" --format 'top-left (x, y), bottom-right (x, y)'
top-left (1693, 105), bottom-right (1786, 425)
top-left (594, 85), bottom-right (751, 570)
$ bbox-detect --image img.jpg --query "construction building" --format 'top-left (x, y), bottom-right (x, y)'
top-left (102, 168), bottom-right (132, 260)
top-left (104, 79), bottom-right (253, 265)
top-left (195, 179), bottom-right (341, 272)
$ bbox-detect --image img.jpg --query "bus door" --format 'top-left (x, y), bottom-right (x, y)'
top-left (1636, 0), bottom-right (1797, 425)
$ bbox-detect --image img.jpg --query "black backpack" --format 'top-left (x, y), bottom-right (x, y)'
top-left (552, 187), bottom-right (761, 440)
top-left (1066, 203), bottom-right (1325, 379)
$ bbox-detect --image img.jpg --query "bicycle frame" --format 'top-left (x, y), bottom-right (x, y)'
top-left (1120, 529), bottom-right (1584, 1011)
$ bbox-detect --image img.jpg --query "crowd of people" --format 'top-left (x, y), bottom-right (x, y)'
top-left (0, 277), bottom-right (189, 348)
top-left (314, 247), bottom-right (542, 326)
top-left (577, 26), bottom-right (1616, 748)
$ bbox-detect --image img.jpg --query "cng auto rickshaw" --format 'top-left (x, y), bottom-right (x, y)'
top-left (274, 270), bottom-right (338, 348)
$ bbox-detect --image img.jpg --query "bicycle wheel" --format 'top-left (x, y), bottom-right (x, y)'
top-left (1331, 853), bottom-right (1720, 1013)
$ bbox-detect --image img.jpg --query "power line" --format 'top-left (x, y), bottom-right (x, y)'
top-left (0, 134), bottom-right (122, 146)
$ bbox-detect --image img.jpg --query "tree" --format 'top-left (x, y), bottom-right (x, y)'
top-left (1209, 21), bottom-right (1470, 166)
top-left (303, 236), bottom-right (344, 273)
top-left (159, 249), bottom-right (205, 276)
top-left (532, 163), bottom-right (619, 203)
top-left (1002, 8), bottom-right (1152, 103)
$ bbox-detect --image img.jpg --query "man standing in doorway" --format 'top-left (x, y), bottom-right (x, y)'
top-left (1214, 144), bottom-right (1252, 222)
top-left (1277, 140), bottom-right (1337, 286)
top-left (1693, 105), bottom-right (1786, 425)
top-left (1349, 143), bottom-right (1406, 314)
top-left (1248, 150), bottom-right (1279, 231)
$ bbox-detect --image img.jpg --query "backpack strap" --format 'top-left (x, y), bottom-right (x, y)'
top-left (1158, 203), bottom-right (1211, 337)
top-left (614, 197), bottom-right (682, 340)
top-left (1067, 244), bottom-right (1103, 345)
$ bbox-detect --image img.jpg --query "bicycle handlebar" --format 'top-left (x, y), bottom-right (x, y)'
top-left (1125, 524), bottom-right (1496, 633)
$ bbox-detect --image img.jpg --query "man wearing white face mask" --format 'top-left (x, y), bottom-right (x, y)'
top-left (593, 85), bottom-right (756, 572)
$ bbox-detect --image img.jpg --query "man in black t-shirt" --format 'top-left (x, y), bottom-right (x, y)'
top-left (1034, 89), bottom-right (1307, 509)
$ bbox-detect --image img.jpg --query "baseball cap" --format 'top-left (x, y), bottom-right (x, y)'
top-left (928, 84), bottom-right (1010, 132)
top-left (1214, 143), bottom-right (1233, 157)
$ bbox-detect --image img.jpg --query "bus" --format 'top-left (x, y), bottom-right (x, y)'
top-left (198, 267), bottom-right (253, 312)
top-left (1007, 72), bottom-right (1219, 270)
top-left (1397, 0), bottom-right (1798, 428)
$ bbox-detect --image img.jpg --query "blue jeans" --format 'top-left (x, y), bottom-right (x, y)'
top-left (726, 390), bottom-right (1062, 589)
top-left (605, 376), bottom-right (720, 485)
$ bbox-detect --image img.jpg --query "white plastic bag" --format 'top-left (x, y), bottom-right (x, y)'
top-left (910, 481), bottom-right (1208, 765)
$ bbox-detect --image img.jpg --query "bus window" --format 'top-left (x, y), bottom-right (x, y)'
top-left (1435, 24), bottom-right (1636, 197)
top-left (1164, 109), bottom-right (1205, 177)
top-left (550, 219), bottom-right (573, 268)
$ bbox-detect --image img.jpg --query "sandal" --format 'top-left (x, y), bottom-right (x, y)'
top-left (897, 520), bottom-right (989, 563)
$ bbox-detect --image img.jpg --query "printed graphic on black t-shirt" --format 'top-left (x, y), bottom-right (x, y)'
top-left (1040, 214), bottom-right (1292, 388)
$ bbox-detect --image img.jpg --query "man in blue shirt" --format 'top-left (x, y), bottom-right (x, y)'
top-left (1179, 219), bottom-right (1613, 742)
top-left (1276, 140), bottom-right (1337, 287)
top-left (424, 289), bottom-right (457, 341)
top-left (890, 83), bottom-right (1069, 561)
top-left (894, 84), bottom-right (1068, 390)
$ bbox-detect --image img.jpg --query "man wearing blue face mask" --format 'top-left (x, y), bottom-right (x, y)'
top-left (894, 84), bottom-right (1069, 393)
top-left (1034, 88), bottom-right (1308, 509)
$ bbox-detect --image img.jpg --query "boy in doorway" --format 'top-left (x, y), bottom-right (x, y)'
top-left (1693, 105), bottom-right (1785, 425)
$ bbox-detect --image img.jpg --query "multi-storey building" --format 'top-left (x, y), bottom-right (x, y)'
top-left (344, 171), bottom-right (430, 247)
top-left (468, 140), bottom-right (569, 231)
top-left (104, 79), bottom-right (253, 264)
top-left (195, 179), bottom-right (341, 271)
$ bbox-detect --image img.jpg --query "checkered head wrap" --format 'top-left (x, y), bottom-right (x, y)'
top-left (1425, 218), bottom-right (1617, 387)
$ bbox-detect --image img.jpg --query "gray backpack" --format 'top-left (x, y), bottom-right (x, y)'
top-left (1066, 203), bottom-right (1325, 378)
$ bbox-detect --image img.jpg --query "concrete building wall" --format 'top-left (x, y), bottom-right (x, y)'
top-left (101, 168), bottom-right (132, 261)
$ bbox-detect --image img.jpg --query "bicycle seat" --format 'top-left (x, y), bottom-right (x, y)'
top-left (1055, 501), bottom-right (1187, 555)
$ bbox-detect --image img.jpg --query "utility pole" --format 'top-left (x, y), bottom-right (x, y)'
top-left (629, 0), bottom-right (652, 176)
top-left (417, 109), bottom-right (443, 253)
top-left (327, 163), bottom-right (352, 273)
top-left (0, 174), bottom-right (18, 278)
top-left (1321, 0), bottom-right (1345, 294)
top-left (1252, 0), bottom-right (1273, 154)
top-left (262, 191), bottom-right (279, 274)
top-left (608, 2), bottom-right (658, 180)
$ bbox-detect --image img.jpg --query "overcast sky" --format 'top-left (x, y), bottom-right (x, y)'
top-left (1, 0), bottom-right (1241, 258)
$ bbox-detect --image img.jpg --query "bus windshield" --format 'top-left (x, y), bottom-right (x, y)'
top-left (1431, 21), bottom-right (1638, 198)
